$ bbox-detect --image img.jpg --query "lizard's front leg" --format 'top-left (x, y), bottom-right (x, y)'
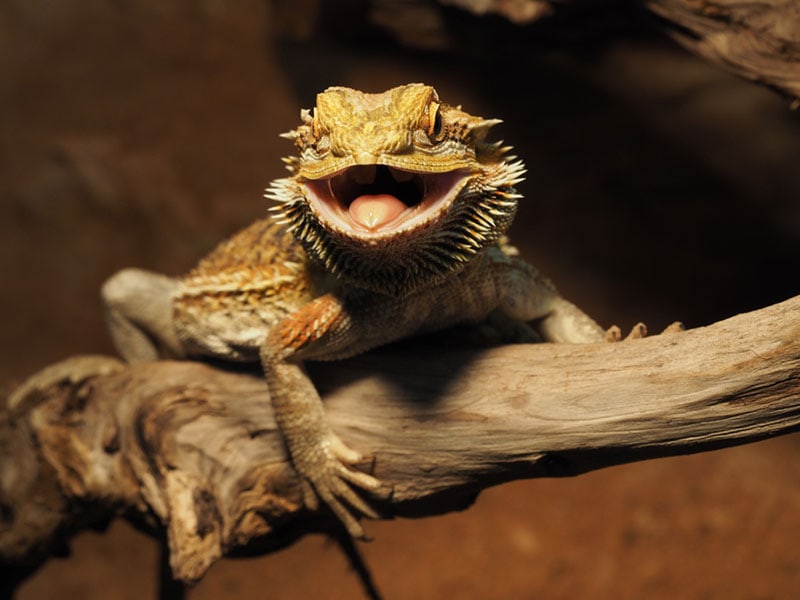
top-left (492, 254), bottom-right (678, 343)
top-left (261, 294), bottom-right (383, 539)
top-left (491, 255), bottom-right (608, 343)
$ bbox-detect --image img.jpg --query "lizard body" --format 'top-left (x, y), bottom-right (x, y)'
top-left (102, 83), bottom-right (610, 538)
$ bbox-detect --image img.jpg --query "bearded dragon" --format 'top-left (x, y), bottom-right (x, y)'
top-left (101, 83), bottom-right (619, 539)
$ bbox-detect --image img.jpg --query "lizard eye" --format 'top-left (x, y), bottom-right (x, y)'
top-left (432, 112), bottom-right (444, 139)
top-left (429, 105), bottom-right (444, 140)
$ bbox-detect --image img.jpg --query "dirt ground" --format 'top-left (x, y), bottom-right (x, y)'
top-left (2, 2), bottom-right (800, 598)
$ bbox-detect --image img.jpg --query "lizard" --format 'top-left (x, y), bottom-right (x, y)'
top-left (101, 83), bottom-right (631, 539)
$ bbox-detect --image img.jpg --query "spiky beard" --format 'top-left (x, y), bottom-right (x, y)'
top-left (268, 161), bottom-right (524, 296)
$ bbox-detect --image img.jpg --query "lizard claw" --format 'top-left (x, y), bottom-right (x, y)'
top-left (606, 321), bottom-right (684, 342)
top-left (661, 321), bottom-right (685, 334)
top-left (625, 322), bottom-right (648, 340)
top-left (297, 432), bottom-right (383, 539)
top-left (607, 322), bottom-right (647, 341)
top-left (605, 325), bottom-right (622, 342)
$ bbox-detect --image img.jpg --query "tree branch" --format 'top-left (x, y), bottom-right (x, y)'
top-left (439, 0), bottom-right (800, 101)
top-left (644, 0), bottom-right (800, 101)
top-left (2, 295), bottom-right (799, 583)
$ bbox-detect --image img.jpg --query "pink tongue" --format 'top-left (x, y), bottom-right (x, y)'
top-left (348, 194), bottom-right (407, 230)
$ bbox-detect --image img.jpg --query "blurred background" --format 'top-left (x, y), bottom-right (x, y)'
top-left (2, 1), bottom-right (799, 598)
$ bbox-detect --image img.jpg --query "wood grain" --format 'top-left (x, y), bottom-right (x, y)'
top-left (2, 295), bottom-right (799, 582)
top-left (441, 0), bottom-right (800, 100)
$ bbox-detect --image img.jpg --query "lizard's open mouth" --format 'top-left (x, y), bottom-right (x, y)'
top-left (302, 165), bottom-right (468, 238)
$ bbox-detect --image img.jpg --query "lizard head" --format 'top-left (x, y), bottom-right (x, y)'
top-left (267, 83), bottom-right (525, 295)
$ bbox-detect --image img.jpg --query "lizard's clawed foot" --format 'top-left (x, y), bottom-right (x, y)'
top-left (297, 432), bottom-right (383, 540)
top-left (605, 321), bottom-right (685, 342)
top-left (661, 321), bottom-right (685, 334)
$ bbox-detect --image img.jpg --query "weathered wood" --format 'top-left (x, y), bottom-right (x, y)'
top-left (1, 295), bottom-right (799, 583)
top-left (439, 0), bottom-right (800, 100)
top-left (645, 0), bottom-right (800, 101)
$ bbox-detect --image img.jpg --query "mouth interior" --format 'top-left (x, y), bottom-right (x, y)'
top-left (331, 165), bottom-right (424, 210)
top-left (304, 165), bottom-right (464, 235)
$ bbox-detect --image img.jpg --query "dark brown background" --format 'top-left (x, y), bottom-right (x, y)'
top-left (2, 1), bottom-right (800, 598)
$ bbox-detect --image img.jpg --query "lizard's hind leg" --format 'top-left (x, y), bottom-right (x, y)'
top-left (101, 268), bottom-right (184, 362)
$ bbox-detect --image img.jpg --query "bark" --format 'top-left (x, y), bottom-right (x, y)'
top-left (439, 0), bottom-right (800, 101)
top-left (645, 0), bottom-right (800, 100)
top-left (1, 295), bottom-right (799, 583)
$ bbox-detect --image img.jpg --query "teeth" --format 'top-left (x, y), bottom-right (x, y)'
top-left (349, 165), bottom-right (376, 185)
top-left (388, 166), bottom-right (415, 183)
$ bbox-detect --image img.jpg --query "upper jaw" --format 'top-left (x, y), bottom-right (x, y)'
top-left (296, 146), bottom-right (477, 180)
top-left (300, 163), bottom-right (471, 240)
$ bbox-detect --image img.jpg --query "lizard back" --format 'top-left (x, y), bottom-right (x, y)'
top-left (173, 218), bottom-right (323, 360)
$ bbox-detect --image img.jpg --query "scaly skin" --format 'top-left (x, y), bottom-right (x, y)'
top-left (102, 84), bottom-right (614, 538)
